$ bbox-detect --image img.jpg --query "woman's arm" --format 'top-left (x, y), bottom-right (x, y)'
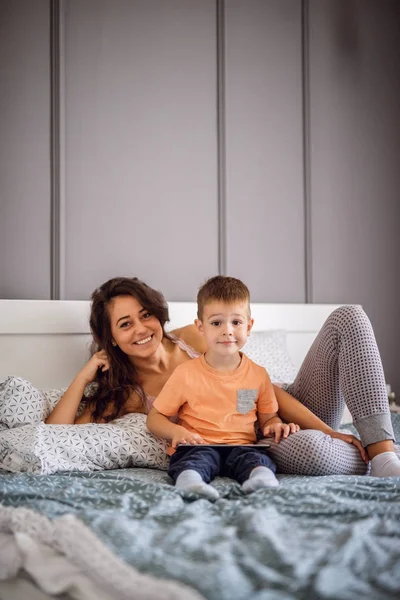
top-left (273, 385), bottom-right (333, 433)
top-left (46, 375), bottom-right (89, 424)
top-left (45, 350), bottom-right (110, 424)
top-left (170, 324), bottom-right (208, 354)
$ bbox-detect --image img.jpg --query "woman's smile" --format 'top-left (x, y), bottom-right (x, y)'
top-left (133, 334), bottom-right (153, 346)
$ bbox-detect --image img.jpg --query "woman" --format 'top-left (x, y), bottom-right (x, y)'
top-left (46, 276), bottom-right (400, 477)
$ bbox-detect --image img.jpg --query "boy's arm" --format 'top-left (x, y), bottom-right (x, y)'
top-left (256, 369), bottom-right (300, 442)
top-left (147, 370), bottom-right (188, 447)
top-left (148, 364), bottom-right (207, 448)
top-left (147, 407), bottom-right (206, 448)
top-left (258, 411), bottom-right (282, 430)
top-left (258, 411), bottom-right (300, 443)
top-left (147, 407), bottom-right (183, 440)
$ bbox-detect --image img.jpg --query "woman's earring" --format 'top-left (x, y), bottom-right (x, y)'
top-left (112, 340), bottom-right (117, 347)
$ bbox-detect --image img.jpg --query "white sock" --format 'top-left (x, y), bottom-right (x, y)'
top-left (241, 466), bottom-right (279, 494)
top-left (370, 452), bottom-right (400, 477)
top-left (175, 469), bottom-right (220, 500)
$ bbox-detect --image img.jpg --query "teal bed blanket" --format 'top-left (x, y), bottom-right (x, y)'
top-left (1, 415), bottom-right (400, 600)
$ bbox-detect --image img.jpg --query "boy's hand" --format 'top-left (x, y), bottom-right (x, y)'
top-left (171, 426), bottom-right (206, 449)
top-left (263, 422), bottom-right (300, 443)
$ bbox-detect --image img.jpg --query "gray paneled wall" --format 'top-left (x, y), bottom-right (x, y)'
top-left (224, 0), bottom-right (305, 302)
top-left (0, 0), bottom-right (51, 299)
top-left (63, 0), bottom-right (218, 300)
top-left (309, 0), bottom-right (400, 394)
top-left (1, 1), bottom-right (400, 392)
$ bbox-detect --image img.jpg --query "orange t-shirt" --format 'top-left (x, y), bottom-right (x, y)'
top-left (152, 353), bottom-right (278, 453)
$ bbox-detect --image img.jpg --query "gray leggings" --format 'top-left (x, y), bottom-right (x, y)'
top-left (267, 305), bottom-right (396, 475)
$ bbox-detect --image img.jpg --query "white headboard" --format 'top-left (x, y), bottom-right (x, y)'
top-left (0, 300), bottom-right (340, 389)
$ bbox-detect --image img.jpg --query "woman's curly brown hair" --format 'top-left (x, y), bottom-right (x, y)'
top-left (85, 276), bottom-right (170, 422)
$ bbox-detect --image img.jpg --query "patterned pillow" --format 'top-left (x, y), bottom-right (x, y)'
top-left (242, 330), bottom-right (298, 385)
top-left (0, 376), bottom-right (66, 428)
top-left (0, 414), bottom-right (169, 474)
top-left (0, 376), bottom-right (170, 473)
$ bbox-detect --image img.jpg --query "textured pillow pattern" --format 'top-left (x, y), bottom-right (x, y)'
top-left (0, 376), bottom-right (66, 428)
top-left (0, 414), bottom-right (169, 474)
top-left (0, 376), bottom-right (169, 473)
top-left (242, 330), bottom-right (298, 384)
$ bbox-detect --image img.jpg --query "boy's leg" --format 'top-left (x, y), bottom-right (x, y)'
top-left (224, 447), bottom-right (279, 492)
top-left (168, 446), bottom-right (221, 500)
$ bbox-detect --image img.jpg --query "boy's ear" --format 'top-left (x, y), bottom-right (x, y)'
top-left (247, 318), bottom-right (254, 336)
top-left (194, 318), bottom-right (204, 334)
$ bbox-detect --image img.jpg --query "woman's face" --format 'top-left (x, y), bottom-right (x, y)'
top-left (108, 295), bottom-right (163, 361)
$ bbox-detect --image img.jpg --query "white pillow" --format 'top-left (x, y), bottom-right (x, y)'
top-left (242, 330), bottom-right (297, 384)
top-left (0, 413), bottom-right (169, 474)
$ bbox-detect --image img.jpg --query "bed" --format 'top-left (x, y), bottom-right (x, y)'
top-left (0, 300), bottom-right (399, 600)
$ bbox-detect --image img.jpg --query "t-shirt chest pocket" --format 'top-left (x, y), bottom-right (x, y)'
top-left (236, 389), bottom-right (258, 414)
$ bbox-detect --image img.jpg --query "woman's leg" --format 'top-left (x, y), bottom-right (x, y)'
top-left (266, 430), bottom-right (369, 476)
top-left (268, 305), bottom-right (398, 475)
top-left (286, 305), bottom-right (392, 440)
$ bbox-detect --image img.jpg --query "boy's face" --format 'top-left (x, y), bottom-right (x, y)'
top-left (195, 300), bottom-right (253, 357)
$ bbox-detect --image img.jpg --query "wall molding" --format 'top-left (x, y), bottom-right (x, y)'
top-left (217, 0), bottom-right (227, 275)
top-left (50, 0), bottom-right (66, 299)
top-left (50, 0), bottom-right (60, 299)
top-left (302, 0), bottom-right (312, 303)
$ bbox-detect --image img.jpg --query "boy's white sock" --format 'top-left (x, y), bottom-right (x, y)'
top-left (175, 469), bottom-right (220, 500)
top-left (370, 452), bottom-right (400, 477)
top-left (241, 466), bottom-right (279, 494)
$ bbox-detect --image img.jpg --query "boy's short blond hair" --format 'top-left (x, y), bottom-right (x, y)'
top-left (197, 276), bottom-right (251, 319)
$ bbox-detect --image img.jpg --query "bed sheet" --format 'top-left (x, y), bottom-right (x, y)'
top-left (0, 415), bottom-right (399, 600)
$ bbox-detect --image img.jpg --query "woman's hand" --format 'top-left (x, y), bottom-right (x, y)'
top-left (171, 427), bottom-right (206, 449)
top-left (328, 431), bottom-right (369, 463)
top-left (263, 422), bottom-right (300, 443)
top-left (45, 353), bottom-right (109, 425)
top-left (78, 350), bottom-right (110, 386)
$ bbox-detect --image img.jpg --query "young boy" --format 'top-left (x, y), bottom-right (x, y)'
top-left (147, 276), bottom-right (300, 500)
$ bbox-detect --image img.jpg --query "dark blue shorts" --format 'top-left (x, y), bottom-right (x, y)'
top-left (168, 445), bottom-right (276, 485)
